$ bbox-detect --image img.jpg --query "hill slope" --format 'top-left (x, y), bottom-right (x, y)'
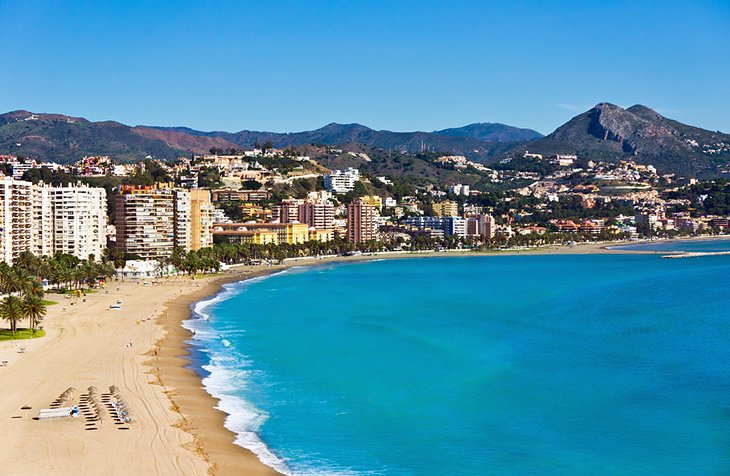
top-left (0, 110), bottom-right (204, 162)
top-left (508, 103), bottom-right (730, 176)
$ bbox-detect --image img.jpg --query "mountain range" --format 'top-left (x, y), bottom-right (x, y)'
top-left (1, 104), bottom-right (729, 176)
top-left (0, 110), bottom-right (540, 164)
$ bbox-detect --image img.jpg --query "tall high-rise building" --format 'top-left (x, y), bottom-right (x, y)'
top-left (190, 189), bottom-right (214, 250)
top-left (31, 184), bottom-right (54, 257)
top-left (298, 200), bottom-right (334, 231)
top-left (465, 217), bottom-right (480, 237)
top-left (479, 214), bottom-right (495, 240)
top-left (347, 198), bottom-right (378, 244)
top-left (115, 185), bottom-right (214, 259)
top-left (115, 185), bottom-right (176, 260)
top-left (0, 177), bottom-right (32, 264)
top-left (0, 178), bottom-right (107, 263)
top-left (173, 189), bottom-right (191, 251)
top-left (48, 184), bottom-right (107, 259)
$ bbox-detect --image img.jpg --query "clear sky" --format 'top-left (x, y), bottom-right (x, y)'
top-left (1, 0), bottom-right (728, 135)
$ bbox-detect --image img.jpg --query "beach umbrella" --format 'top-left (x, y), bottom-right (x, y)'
top-left (21, 405), bottom-right (31, 418)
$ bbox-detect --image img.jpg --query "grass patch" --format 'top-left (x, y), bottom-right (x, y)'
top-left (191, 272), bottom-right (223, 279)
top-left (41, 300), bottom-right (58, 306)
top-left (0, 328), bottom-right (46, 341)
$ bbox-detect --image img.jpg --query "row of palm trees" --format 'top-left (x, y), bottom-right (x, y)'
top-left (11, 252), bottom-right (116, 291)
top-left (0, 252), bottom-right (116, 337)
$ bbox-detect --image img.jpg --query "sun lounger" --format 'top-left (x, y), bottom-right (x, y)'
top-left (37, 407), bottom-right (73, 420)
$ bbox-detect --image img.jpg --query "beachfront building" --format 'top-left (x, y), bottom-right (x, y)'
top-left (309, 229), bottom-right (333, 242)
top-left (31, 183), bottom-right (54, 257)
top-left (0, 178), bottom-right (107, 263)
top-left (479, 214), bottom-right (496, 240)
top-left (404, 216), bottom-right (446, 232)
top-left (271, 199), bottom-right (335, 237)
top-left (212, 222), bottom-right (310, 245)
top-left (443, 217), bottom-right (467, 237)
top-left (466, 217), bottom-right (480, 237)
top-left (116, 185), bottom-right (215, 259)
top-left (173, 188), bottom-right (192, 251)
top-left (190, 189), bottom-right (214, 250)
top-left (299, 200), bottom-right (334, 231)
top-left (48, 183), bottom-right (107, 259)
top-left (0, 176), bottom-right (33, 264)
top-left (404, 216), bottom-right (466, 237)
top-left (347, 198), bottom-right (378, 244)
top-left (115, 185), bottom-right (176, 260)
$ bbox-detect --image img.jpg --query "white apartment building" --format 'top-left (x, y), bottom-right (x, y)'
top-left (448, 184), bottom-right (470, 196)
top-left (31, 184), bottom-right (54, 257)
top-left (49, 184), bottom-right (107, 260)
top-left (444, 217), bottom-right (467, 237)
top-left (0, 178), bottom-right (107, 264)
top-left (0, 177), bottom-right (33, 264)
top-left (12, 161), bottom-right (35, 180)
top-left (173, 189), bottom-right (192, 251)
top-left (324, 168), bottom-right (360, 194)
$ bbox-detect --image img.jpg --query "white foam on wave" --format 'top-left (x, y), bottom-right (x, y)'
top-left (201, 354), bottom-right (292, 474)
top-left (182, 273), bottom-right (295, 474)
top-left (183, 269), bottom-right (368, 476)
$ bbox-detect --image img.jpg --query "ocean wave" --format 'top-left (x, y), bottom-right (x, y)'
top-left (182, 274), bottom-right (295, 474)
top-left (183, 269), bottom-right (373, 476)
top-left (201, 358), bottom-right (291, 474)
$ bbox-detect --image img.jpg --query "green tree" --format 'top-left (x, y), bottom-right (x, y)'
top-left (23, 295), bottom-right (46, 332)
top-left (0, 295), bottom-right (25, 336)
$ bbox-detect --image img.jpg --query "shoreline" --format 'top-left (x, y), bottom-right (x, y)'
top-left (151, 268), bottom-right (283, 476)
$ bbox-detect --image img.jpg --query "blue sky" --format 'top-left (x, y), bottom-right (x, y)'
top-left (1, 0), bottom-right (728, 135)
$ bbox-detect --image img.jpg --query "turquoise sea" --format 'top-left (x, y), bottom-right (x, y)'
top-left (184, 241), bottom-right (730, 475)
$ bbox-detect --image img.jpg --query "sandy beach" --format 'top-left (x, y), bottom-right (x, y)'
top-left (0, 239), bottom-right (707, 475)
top-left (0, 276), bottom-right (278, 476)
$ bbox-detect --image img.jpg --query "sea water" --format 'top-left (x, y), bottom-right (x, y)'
top-left (184, 248), bottom-right (730, 475)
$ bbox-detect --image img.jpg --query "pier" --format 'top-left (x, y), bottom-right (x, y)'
top-left (662, 251), bottom-right (730, 259)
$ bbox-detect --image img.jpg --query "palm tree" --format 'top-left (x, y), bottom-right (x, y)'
top-left (23, 295), bottom-right (47, 332)
top-left (22, 278), bottom-right (44, 300)
top-left (1, 268), bottom-right (29, 296)
top-left (0, 295), bottom-right (24, 336)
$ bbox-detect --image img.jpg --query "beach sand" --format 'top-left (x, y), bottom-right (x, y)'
top-left (0, 240), bottom-right (673, 475)
top-left (0, 277), bottom-right (278, 476)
